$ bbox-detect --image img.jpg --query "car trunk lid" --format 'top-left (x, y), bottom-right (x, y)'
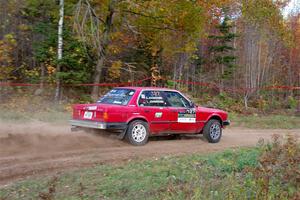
top-left (73, 104), bottom-right (106, 121)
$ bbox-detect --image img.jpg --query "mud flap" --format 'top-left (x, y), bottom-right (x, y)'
top-left (71, 126), bottom-right (81, 132)
top-left (117, 127), bottom-right (128, 140)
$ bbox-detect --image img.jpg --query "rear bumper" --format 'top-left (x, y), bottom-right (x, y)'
top-left (223, 120), bottom-right (230, 126)
top-left (69, 119), bottom-right (127, 130)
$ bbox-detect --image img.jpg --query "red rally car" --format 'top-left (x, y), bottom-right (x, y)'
top-left (70, 87), bottom-right (230, 145)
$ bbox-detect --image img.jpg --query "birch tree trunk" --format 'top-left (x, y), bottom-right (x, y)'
top-left (55, 0), bottom-right (64, 101)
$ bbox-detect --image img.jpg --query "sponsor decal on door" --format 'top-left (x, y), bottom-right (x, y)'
top-left (178, 109), bottom-right (196, 123)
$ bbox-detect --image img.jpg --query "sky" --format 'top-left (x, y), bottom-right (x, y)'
top-left (283, 0), bottom-right (300, 17)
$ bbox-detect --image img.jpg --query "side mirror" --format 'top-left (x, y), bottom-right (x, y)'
top-left (190, 101), bottom-right (195, 108)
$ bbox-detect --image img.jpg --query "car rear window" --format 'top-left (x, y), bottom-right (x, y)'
top-left (97, 88), bottom-right (135, 105)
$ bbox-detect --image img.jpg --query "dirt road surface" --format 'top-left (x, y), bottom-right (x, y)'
top-left (0, 121), bottom-right (299, 187)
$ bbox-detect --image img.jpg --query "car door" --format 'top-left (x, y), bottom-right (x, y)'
top-left (138, 90), bottom-right (170, 134)
top-left (164, 91), bottom-right (198, 133)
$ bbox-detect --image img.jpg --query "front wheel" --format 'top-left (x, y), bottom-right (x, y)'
top-left (203, 119), bottom-right (222, 143)
top-left (125, 120), bottom-right (149, 146)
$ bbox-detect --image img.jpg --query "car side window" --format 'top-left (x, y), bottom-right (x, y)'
top-left (138, 90), bottom-right (167, 107)
top-left (164, 91), bottom-right (190, 108)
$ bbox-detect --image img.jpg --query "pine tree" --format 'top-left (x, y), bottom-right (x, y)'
top-left (209, 15), bottom-right (238, 80)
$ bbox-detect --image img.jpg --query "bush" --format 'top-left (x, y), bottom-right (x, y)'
top-left (245, 134), bottom-right (300, 199)
top-left (164, 134), bottom-right (300, 200)
top-left (288, 96), bottom-right (298, 109)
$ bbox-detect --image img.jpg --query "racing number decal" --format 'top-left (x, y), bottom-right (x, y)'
top-left (177, 108), bottom-right (196, 123)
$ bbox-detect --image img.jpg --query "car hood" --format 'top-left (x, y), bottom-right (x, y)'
top-left (196, 106), bottom-right (227, 114)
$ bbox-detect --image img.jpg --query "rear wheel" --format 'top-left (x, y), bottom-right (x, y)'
top-left (203, 119), bottom-right (222, 143)
top-left (125, 120), bottom-right (149, 146)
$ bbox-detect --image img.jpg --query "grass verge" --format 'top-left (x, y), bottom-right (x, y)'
top-left (0, 104), bottom-right (70, 124)
top-left (230, 113), bottom-right (300, 129)
top-left (1, 101), bottom-right (300, 129)
top-left (1, 135), bottom-right (299, 200)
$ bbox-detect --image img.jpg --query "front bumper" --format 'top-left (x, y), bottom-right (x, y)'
top-left (69, 120), bottom-right (127, 130)
top-left (223, 120), bottom-right (230, 126)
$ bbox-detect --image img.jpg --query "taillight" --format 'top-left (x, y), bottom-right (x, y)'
top-left (73, 108), bottom-right (78, 116)
top-left (103, 112), bottom-right (108, 121)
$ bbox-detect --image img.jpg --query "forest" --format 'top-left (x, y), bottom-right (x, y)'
top-left (0, 0), bottom-right (300, 112)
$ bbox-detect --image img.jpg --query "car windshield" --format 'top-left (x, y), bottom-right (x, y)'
top-left (97, 88), bottom-right (135, 105)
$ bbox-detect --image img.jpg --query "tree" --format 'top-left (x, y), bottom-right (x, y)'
top-left (23, 0), bottom-right (93, 93)
top-left (0, 33), bottom-right (17, 101)
top-left (74, 0), bottom-right (117, 100)
top-left (55, 0), bottom-right (64, 101)
top-left (209, 15), bottom-right (238, 90)
top-left (239, 0), bottom-right (292, 109)
top-left (126, 0), bottom-right (206, 88)
top-left (0, 34), bottom-right (17, 81)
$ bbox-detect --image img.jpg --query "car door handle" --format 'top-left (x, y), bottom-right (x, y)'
top-left (144, 110), bottom-right (150, 113)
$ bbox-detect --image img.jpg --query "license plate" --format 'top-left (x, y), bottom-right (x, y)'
top-left (83, 111), bottom-right (93, 119)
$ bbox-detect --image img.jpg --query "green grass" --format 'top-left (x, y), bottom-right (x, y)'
top-left (229, 113), bottom-right (300, 129)
top-left (0, 105), bottom-right (70, 124)
top-left (0, 147), bottom-right (261, 200)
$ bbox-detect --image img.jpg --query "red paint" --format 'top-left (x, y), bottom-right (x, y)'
top-left (72, 87), bottom-right (229, 135)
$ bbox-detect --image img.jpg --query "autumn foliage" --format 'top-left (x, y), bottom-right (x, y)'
top-left (0, 0), bottom-right (299, 109)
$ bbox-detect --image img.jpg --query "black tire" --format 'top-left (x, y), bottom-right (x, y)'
top-left (125, 120), bottom-right (149, 146)
top-left (203, 119), bottom-right (222, 143)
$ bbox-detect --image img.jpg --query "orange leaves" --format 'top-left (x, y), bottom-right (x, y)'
top-left (108, 32), bottom-right (135, 54)
top-left (107, 44), bottom-right (121, 54)
top-left (46, 64), bottom-right (56, 75)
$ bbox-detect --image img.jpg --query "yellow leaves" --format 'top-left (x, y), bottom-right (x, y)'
top-left (78, 58), bottom-right (83, 64)
top-left (48, 47), bottom-right (55, 55)
top-left (108, 32), bottom-right (124, 54)
top-left (4, 33), bottom-right (17, 45)
top-left (18, 24), bottom-right (30, 31)
top-left (75, 48), bottom-right (81, 53)
top-left (184, 41), bottom-right (197, 53)
top-left (151, 64), bottom-right (161, 86)
top-left (109, 32), bottom-right (133, 53)
top-left (241, 0), bottom-right (292, 45)
top-left (191, 54), bottom-right (199, 60)
top-left (0, 33), bottom-right (17, 81)
top-left (107, 44), bottom-right (121, 54)
top-left (111, 31), bottom-right (124, 40)
top-left (64, 104), bottom-right (73, 112)
top-left (196, 0), bottom-right (233, 19)
top-left (0, 66), bottom-right (14, 80)
top-left (108, 60), bottom-right (122, 79)
top-left (151, 46), bottom-right (160, 56)
top-left (46, 64), bottom-right (56, 74)
top-left (24, 68), bottom-right (39, 78)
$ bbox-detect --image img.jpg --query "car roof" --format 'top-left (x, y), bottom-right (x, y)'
top-left (115, 86), bottom-right (178, 92)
